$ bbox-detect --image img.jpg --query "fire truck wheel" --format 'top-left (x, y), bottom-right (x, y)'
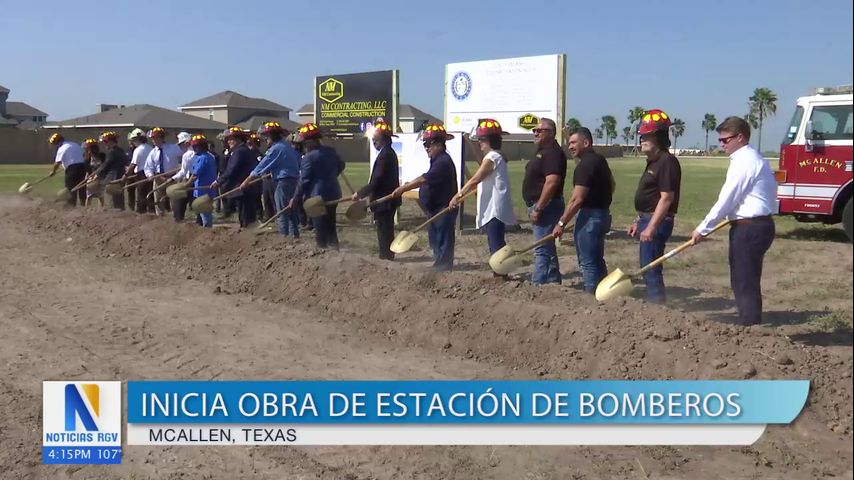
top-left (843, 198), bottom-right (853, 243)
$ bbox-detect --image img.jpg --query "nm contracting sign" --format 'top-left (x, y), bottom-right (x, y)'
top-left (314, 70), bottom-right (399, 135)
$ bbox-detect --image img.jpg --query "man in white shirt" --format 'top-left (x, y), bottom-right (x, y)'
top-left (125, 128), bottom-right (154, 213)
top-left (47, 133), bottom-right (87, 206)
top-left (169, 132), bottom-right (195, 222)
top-left (143, 127), bottom-right (182, 215)
top-left (692, 116), bottom-right (777, 326)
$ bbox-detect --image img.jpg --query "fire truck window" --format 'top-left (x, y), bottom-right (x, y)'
top-left (782, 106), bottom-right (804, 145)
top-left (809, 105), bottom-right (854, 141)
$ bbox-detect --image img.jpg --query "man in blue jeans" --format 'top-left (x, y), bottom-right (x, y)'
top-left (628, 109), bottom-right (682, 303)
top-left (553, 127), bottom-right (614, 293)
top-left (242, 122), bottom-right (301, 236)
top-left (522, 118), bottom-right (567, 284)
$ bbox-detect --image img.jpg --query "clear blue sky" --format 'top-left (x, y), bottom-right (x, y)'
top-left (2, 0), bottom-right (852, 150)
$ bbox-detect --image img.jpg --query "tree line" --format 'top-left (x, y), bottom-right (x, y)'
top-left (564, 88), bottom-right (778, 154)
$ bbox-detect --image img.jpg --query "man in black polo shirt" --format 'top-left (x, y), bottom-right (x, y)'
top-left (522, 118), bottom-right (567, 284)
top-left (393, 124), bottom-right (458, 271)
top-left (628, 109), bottom-right (682, 304)
top-left (553, 127), bottom-right (614, 293)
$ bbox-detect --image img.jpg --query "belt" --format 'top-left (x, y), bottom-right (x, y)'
top-left (637, 212), bottom-right (675, 219)
top-left (731, 215), bottom-right (772, 225)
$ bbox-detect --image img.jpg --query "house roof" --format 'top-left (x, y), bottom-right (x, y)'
top-left (5, 101), bottom-right (48, 117)
top-left (180, 90), bottom-right (291, 112)
top-left (46, 104), bottom-right (228, 130)
top-left (0, 84), bottom-right (9, 94)
top-left (296, 103), bottom-right (314, 114)
top-left (0, 116), bottom-right (19, 126)
top-left (235, 115), bottom-right (302, 134)
top-left (399, 104), bottom-right (441, 124)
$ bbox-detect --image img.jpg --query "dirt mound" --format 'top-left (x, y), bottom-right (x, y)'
top-left (5, 199), bottom-right (853, 477)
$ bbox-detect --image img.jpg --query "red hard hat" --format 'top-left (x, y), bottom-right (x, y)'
top-left (148, 127), bottom-right (168, 138)
top-left (421, 123), bottom-right (454, 142)
top-left (637, 109), bottom-right (671, 135)
top-left (223, 126), bottom-right (248, 141)
top-left (259, 121), bottom-right (288, 136)
top-left (190, 134), bottom-right (208, 147)
top-left (99, 131), bottom-right (118, 143)
top-left (48, 133), bottom-right (64, 145)
top-left (296, 123), bottom-right (323, 142)
top-left (372, 119), bottom-right (397, 138)
top-left (82, 138), bottom-right (98, 150)
top-left (472, 118), bottom-right (508, 140)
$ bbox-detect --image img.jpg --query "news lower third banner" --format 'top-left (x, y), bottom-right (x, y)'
top-left (126, 380), bottom-right (808, 446)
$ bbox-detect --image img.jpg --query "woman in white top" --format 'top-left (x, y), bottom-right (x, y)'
top-left (449, 119), bottom-right (518, 263)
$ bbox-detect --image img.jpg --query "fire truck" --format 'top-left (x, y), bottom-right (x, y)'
top-left (776, 85), bottom-right (853, 241)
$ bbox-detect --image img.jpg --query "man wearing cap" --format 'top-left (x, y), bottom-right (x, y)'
top-left (211, 127), bottom-right (258, 227)
top-left (125, 128), bottom-right (154, 213)
top-left (48, 133), bottom-right (87, 207)
top-left (691, 116), bottom-right (776, 325)
top-left (186, 135), bottom-right (218, 228)
top-left (392, 124), bottom-right (459, 271)
top-left (552, 127), bottom-right (615, 293)
top-left (452, 119), bottom-right (517, 268)
top-left (168, 132), bottom-right (195, 222)
top-left (241, 122), bottom-right (301, 237)
top-left (523, 118), bottom-right (567, 284)
top-left (628, 109), bottom-right (682, 304)
top-left (91, 131), bottom-right (128, 210)
top-left (143, 128), bottom-right (183, 216)
top-left (290, 123), bottom-right (345, 249)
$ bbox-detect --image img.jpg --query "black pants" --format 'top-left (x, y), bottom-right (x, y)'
top-left (312, 205), bottom-right (339, 250)
top-left (172, 196), bottom-right (188, 222)
top-left (104, 171), bottom-right (125, 210)
top-left (262, 178), bottom-right (276, 220)
top-left (233, 196), bottom-right (258, 227)
top-left (729, 217), bottom-right (775, 325)
top-left (65, 163), bottom-right (87, 206)
top-left (375, 209), bottom-right (396, 260)
top-left (127, 176), bottom-right (136, 211)
top-left (135, 173), bottom-right (153, 213)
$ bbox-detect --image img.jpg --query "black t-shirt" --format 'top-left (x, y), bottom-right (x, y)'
top-left (573, 149), bottom-right (613, 209)
top-left (419, 151), bottom-right (458, 213)
top-left (522, 140), bottom-right (567, 204)
top-left (634, 151), bottom-right (681, 214)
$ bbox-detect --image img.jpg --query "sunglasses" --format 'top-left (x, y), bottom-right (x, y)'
top-left (423, 140), bottom-right (440, 149)
top-left (532, 128), bottom-right (553, 135)
top-left (718, 134), bottom-right (738, 145)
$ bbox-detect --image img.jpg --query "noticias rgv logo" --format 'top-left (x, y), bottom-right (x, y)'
top-left (65, 384), bottom-right (100, 431)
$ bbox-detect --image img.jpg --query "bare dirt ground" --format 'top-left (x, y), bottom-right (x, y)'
top-left (0, 196), bottom-right (851, 479)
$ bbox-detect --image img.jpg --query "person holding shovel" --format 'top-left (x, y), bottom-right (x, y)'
top-left (451, 119), bottom-right (517, 271)
top-left (691, 116), bottom-right (776, 326)
top-left (353, 119), bottom-right (401, 260)
top-left (185, 134), bottom-right (218, 228)
top-left (93, 131), bottom-right (128, 210)
top-left (168, 132), bottom-right (195, 222)
top-left (628, 109), bottom-right (682, 304)
top-left (143, 127), bottom-right (183, 216)
top-left (242, 122), bottom-right (301, 237)
top-left (552, 127), bottom-right (614, 294)
top-left (290, 122), bottom-right (345, 249)
top-left (48, 133), bottom-right (87, 207)
top-left (125, 128), bottom-right (153, 213)
top-left (392, 124), bottom-right (459, 271)
top-left (81, 138), bottom-right (105, 207)
top-left (211, 127), bottom-right (259, 227)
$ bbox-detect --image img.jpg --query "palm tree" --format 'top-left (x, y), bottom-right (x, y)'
top-left (670, 118), bottom-right (686, 149)
top-left (565, 117), bottom-right (582, 132)
top-left (627, 106), bottom-right (645, 152)
top-left (744, 112), bottom-right (759, 129)
top-left (601, 115), bottom-right (617, 145)
top-left (748, 87), bottom-right (778, 151)
top-left (593, 127), bottom-right (604, 144)
top-left (621, 126), bottom-right (632, 145)
top-left (701, 113), bottom-right (717, 154)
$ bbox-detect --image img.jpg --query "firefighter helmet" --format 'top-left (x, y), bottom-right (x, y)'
top-left (637, 109), bottom-right (671, 135)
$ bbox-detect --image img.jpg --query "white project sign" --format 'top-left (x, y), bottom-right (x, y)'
top-left (369, 133), bottom-right (464, 189)
top-left (445, 54), bottom-right (566, 135)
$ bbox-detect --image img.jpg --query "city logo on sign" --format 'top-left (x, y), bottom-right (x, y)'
top-left (318, 78), bottom-right (344, 103)
top-left (451, 71), bottom-right (472, 101)
top-left (518, 114), bottom-right (540, 130)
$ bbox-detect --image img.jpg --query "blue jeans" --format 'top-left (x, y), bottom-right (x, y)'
top-left (274, 178), bottom-right (299, 237)
top-left (638, 214), bottom-right (674, 303)
top-left (574, 208), bottom-right (611, 293)
top-left (428, 209), bottom-right (457, 271)
top-left (484, 218), bottom-right (507, 255)
top-left (198, 212), bottom-right (213, 228)
top-left (528, 197), bottom-right (564, 285)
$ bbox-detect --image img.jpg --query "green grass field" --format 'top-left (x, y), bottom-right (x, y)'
top-left (0, 156), bottom-right (807, 235)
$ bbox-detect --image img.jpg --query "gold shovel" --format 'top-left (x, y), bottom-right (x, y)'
top-left (488, 233), bottom-right (558, 275)
top-left (123, 168), bottom-right (180, 191)
top-left (303, 195), bottom-right (357, 218)
top-left (56, 177), bottom-right (91, 202)
top-left (191, 174), bottom-right (269, 214)
top-left (253, 205), bottom-right (294, 235)
top-left (18, 173), bottom-right (52, 194)
top-left (103, 178), bottom-right (127, 196)
top-left (344, 193), bottom-right (395, 223)
top-left (166, 183), bottom-right (213, 201)
top-left (389, 189), bottom-right (476, 254)
top-left (594, 220), bottom-right (731, 302)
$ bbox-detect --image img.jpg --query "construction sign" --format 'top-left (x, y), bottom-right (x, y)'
top-left (314, 70), bottom-right (399, 136)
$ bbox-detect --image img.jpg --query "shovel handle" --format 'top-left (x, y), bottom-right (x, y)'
top-left (325, 197), bottom-right (357, 207)
top-left (256, 205), bottom-right (293, 230)
top-left (368, 192), bottom-right (395, 207)
top-left (412, 189), bottom-right (477, 233)
top-left (635, 220), bottom-right (731, 276)
top-left (30, 174), bottom-right (53, 187)
top-left (124, 168), bottom-right (180, 189)
top-left (70, 178), bottom-right (92, 192)
top-left (518, 233), bottom-right (557, 255)
top-left (212, 174), bottom-right (269, 202)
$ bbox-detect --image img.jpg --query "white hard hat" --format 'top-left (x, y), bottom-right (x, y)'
top-left (177, 132), bottom-right (192, 144)
top-left (128, 128), bottom-right (146, 141)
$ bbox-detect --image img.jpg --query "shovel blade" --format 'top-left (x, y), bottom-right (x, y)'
top-left (390, 230), bottom-right (419, 254)
top-left (594, 268), bottom-right (633, 302)
top-left (303, 196), bottom-right (326, 218)
top-left (56, 188), bottom-right (71, 201)
top-left (105, 182), bottom-right (124, 196)
top-left (345, 200), bottom-right (368, 223)
top-left (19, 183), bottom-right (32, 194)
top-left (166, 184), bottom-right (188, 200)
top-left (191, 194), bottom-right (213, 213)
top-left (488, 245), bottom-right (522, 275)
